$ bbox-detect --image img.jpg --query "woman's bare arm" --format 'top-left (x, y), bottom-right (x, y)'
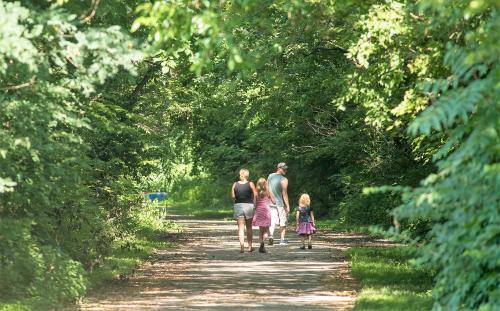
top-left (231, 183), bottom-right (236, 202)
top-left (249, 182), bottom-right (257, 206)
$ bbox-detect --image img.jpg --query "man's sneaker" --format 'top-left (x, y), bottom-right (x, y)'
top-left (279, 240), bottom-right (288, 245)
top-left (268, 237), bottom-right (274, 245)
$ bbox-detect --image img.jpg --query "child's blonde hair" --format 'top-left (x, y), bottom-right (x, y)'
top-left (299, 193), bottom-right (310, 207)
top-left (256, 177), bottom-right (267, 197)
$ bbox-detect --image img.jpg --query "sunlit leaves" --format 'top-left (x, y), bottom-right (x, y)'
top-left (339, 0), bottom-right (444, 133)
top-left (0, 2), bottom-right (39, 76)
top-left (409, 79), bottom-right (484, 135)
top-left (0, 177), bottom-right (17, 193)
top-left (0, 1), bottom-right (145, 306)
top-left (396, 2), bottom-right (500, 310)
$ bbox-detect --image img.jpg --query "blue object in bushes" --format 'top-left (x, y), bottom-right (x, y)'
top-left (145, 192), bottom-right (168, 202)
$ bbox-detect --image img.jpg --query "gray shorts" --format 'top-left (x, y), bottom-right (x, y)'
top-left (234, 203), bottom-right (254, 219)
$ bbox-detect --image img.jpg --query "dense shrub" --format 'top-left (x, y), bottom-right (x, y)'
top-left (0, 1), bottom-right (160, 308)
top-left (393, 2), bottom-right (500, 309)
top-left (0, 219), bottom-right (86, 305)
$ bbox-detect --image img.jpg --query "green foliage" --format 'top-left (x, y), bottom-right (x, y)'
top-left (169, 176), bottom-right (234, 219)
top-left (134, 0), bottom-right (432, 225)
top-left (392, 2), bottom-right (500, 310)
top-left (0, 218), bottom-right (86, 307)
top-left (87, 202), bottom-right (179, 290)
top-left (0, 0), bottom-right (174, 309)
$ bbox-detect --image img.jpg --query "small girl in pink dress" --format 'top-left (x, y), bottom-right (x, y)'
top-left (295, 193), bottom-right (316, 249)
top-left (252, 178), bottom-right (274, 253)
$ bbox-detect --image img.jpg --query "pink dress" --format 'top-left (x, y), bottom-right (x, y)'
top-left (252, 195), bottom-right (271, 227)
top-left (296, 206), bottom-right (316, 235)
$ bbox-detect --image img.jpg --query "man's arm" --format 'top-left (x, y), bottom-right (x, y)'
top-left (281, 178), bottom-right (290, 213)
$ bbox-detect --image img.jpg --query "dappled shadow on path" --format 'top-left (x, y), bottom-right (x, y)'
top-left (75, 216), bottom-right (371, 310)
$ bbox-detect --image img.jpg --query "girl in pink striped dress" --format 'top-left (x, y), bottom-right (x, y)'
top-left (252, 177), bottom-right (275, 253)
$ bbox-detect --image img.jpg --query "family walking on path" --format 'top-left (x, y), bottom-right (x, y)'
top-left (231, 163), bottom-right (316, 253)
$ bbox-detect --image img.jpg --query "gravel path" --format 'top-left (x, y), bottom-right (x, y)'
top-left (76, 215), bottom-right (386, 310)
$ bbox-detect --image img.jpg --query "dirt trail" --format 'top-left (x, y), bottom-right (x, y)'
top-left (77, 215), bottom-right (386, 310)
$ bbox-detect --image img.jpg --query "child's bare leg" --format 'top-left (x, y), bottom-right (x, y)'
top-left (258, 227), bottom-right (268, 253)
top-left (300, 235), bottom-right (305, 247)
top-left (308, 234), bottom-right (312, 246)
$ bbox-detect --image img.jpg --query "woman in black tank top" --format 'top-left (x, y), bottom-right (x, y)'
top-left (231, 168), bottom-right (257, 253)
top-left (234, 182), bottom-right (254, 203)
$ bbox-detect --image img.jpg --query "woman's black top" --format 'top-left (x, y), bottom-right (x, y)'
top-left (234, 182), bottom-right (254, 204)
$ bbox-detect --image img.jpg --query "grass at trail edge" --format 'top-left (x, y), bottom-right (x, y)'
top-left (87, 220), bottom-right (179, 291)
top-left (347, 246), bottom-right (434, 311)
top-left (168, 200), bottom-right (233, 219)
top-left (0, 202), bottom-right (180, 311)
